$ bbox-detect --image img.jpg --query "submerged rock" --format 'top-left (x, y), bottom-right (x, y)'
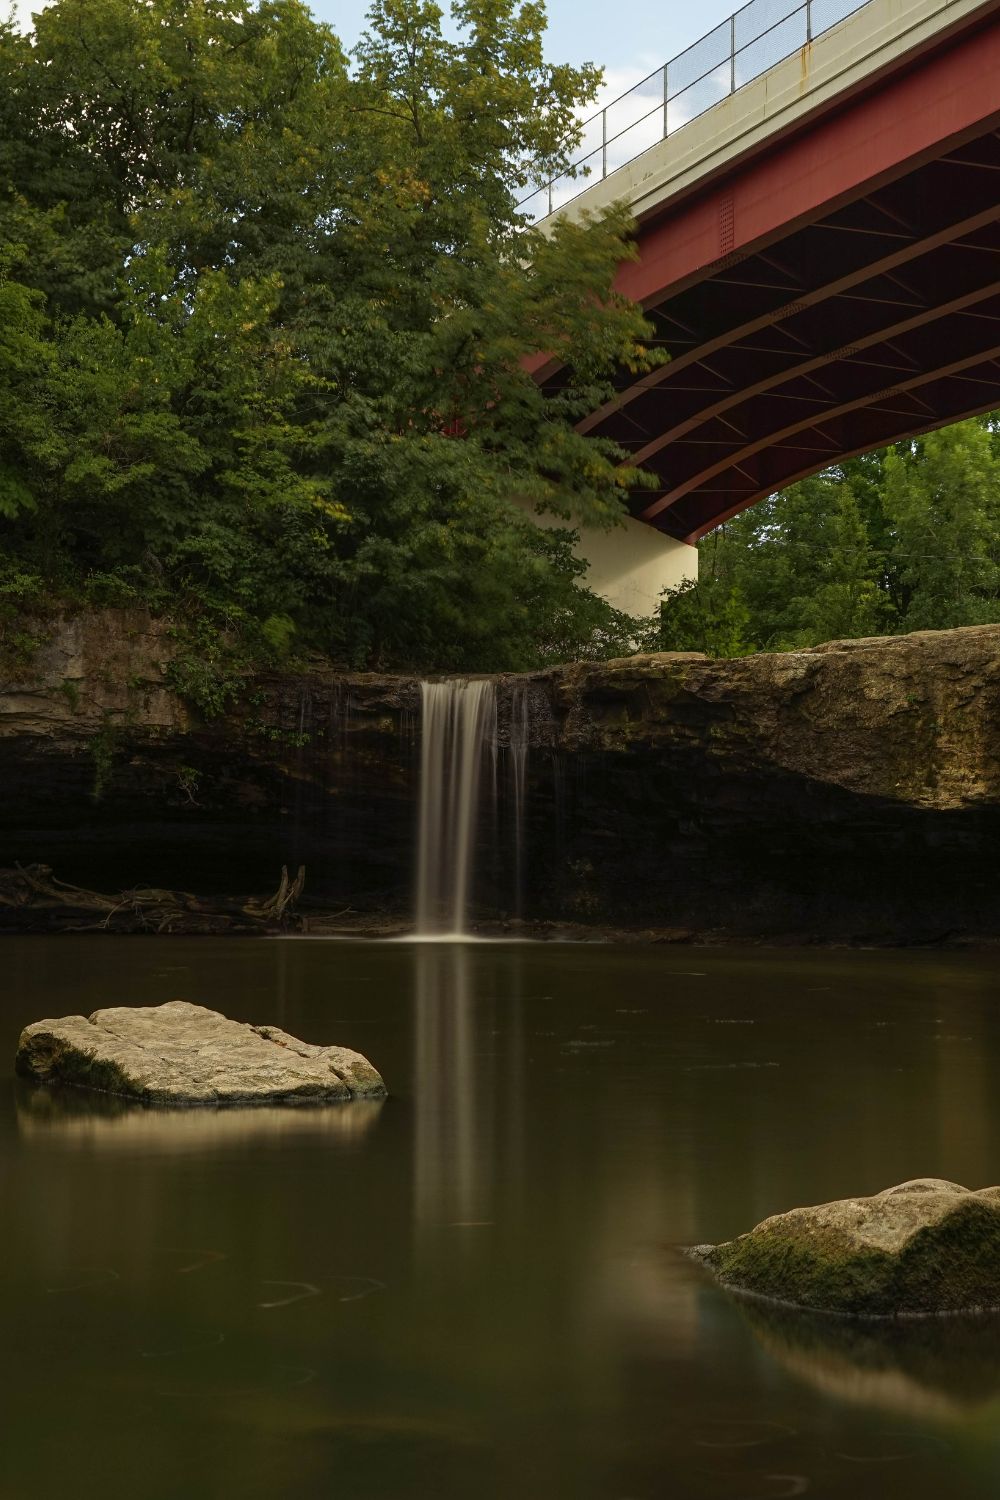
top-left (15, 1000), bottom-right (387, 1105)
top-left (693, 1179), bottom-right (1000, 1317)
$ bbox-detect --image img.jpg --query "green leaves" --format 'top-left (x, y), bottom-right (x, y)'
top-left (884, 421), bottom-right (1000, 630)
top-left (7, 0), bottom-right (995, 686)
top-left (650, 418), bottom-right (1000, 657)
top-left (0, 0), bottom-right (665, 682)
top-left (0, 467), bottom-right (35, 519)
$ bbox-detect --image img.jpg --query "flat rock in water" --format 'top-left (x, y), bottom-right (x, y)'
top-left (692, 1179), bottom-right (1000, 1317)
top-left (15, 1000), bottom-right (387, 1105)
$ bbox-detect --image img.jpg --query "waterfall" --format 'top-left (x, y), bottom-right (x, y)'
top-left (509, 683), bottom-right (530, 922)
top-left (416, 679), bottom-right (497, 937)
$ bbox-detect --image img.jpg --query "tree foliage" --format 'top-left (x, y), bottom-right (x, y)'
top-left (6, 0), bottom-right (995, 691)
top-left (650, 418), bottom-right (1000, 657)
top-left (0, 0), bottom-right (658, 691)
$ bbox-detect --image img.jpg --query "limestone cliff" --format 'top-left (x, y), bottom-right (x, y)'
top-left (1, 610), bottom-right (997, 941)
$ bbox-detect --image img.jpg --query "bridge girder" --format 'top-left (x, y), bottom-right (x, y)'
top-left (553, 9), bottom-right (1000, 541)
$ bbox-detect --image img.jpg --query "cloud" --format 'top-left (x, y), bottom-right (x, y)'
top-left (563, 55), bottom-right (670, 193)
top-left (593, 56), bottom-right (667, 113)
top-left (8, 2), bottom-right (47, 34)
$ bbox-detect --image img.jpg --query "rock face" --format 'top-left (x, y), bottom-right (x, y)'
top-left (696, 1179), bottom-right (1000, 1316)
top-left (2, 609), bottom-right (1000, 941)
top-left (15, 1000), bottom-right (387, 1105)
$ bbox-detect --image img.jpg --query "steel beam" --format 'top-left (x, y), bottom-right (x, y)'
top-left (663, 357), bottom-right (1000, 539)
top-left (639, 309), bottom-right (1000, 517)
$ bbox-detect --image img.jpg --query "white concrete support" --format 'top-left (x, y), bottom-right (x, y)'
top-left (574, 515), bottom-right (697, 617)
top-left (514, 498), bottom-right (697, 616)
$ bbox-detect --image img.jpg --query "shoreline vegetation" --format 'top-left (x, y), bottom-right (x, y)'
top-left (0, 0), bottom-right (660, 699)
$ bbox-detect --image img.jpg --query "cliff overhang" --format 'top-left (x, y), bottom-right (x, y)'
top-left (1, 611), bottom-right (997, 943)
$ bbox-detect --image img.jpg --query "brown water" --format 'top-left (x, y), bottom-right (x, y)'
top-left (4, 939), bottom-right (1000, 1500)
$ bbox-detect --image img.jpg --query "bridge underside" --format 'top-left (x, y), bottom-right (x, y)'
top-left (556, 12), bottom-right (1000, 543)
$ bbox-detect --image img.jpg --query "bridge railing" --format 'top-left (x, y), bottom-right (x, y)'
top-left (519, 0), bottom-right (873, 221)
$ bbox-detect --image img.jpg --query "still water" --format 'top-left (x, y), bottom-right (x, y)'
top-left (3, 939), bottom-right (1000, 1499)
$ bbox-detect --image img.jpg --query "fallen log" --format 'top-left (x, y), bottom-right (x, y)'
top-left (0, 863), bottom-right (308, 933)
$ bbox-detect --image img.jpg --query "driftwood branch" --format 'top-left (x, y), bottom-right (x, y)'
top-left (0, 863), bottom-right (307, 933)
top-left (245, 864), bottom-right (306, 922)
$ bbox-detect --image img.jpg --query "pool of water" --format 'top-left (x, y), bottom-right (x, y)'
top-left (4, 938), bottom-right (1000, 1498)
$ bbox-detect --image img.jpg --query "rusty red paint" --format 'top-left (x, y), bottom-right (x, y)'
top-left (618, 16), bottom-right (1000, 306)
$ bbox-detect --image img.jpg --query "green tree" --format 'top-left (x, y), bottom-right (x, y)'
top-left (0, 0), bottom-right (662, 687)
top-left (653, 529), bottom-right (753, 657)
top-left (884, 421), bottom-right (1000, 630)
top-left (650, 464), bottom-right (889, 657)
top-left (787, 483), bottom-right (887, 645)
top-left (648, 419), bottom-right (1000, 656)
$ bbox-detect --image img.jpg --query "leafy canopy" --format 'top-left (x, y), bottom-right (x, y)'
top-left (649, 417), bottom-right (1000, 657)
top-left (0, 0), bottom-right (659, 689)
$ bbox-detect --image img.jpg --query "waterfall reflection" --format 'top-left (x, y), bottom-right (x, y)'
top-left (414, 943), bottom-right (479, 1230)
top-left (413, 943), bottom-right (524, 1235)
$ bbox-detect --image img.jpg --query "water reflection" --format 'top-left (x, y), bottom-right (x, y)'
top-left (412, 942), bottom-right (527, 1236)
top-left (739, 1298), bottom-right (1000, 1420)
top-left (415, 944), bottom-right (486, 1231)
top-left (15, 1082), bottom-right (383, 1152)
top-left (5, 941), bottom-right (1000, 1499)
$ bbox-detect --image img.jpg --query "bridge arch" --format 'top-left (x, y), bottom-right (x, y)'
top-left (533, 0), bottom-right (1000, 565)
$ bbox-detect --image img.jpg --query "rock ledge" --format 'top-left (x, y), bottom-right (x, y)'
top-left (692, 1179), bottom-right (1000, 1317)
top-left (15, 1000), bottom-right (387, 1105)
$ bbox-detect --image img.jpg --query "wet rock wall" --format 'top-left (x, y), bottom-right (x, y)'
top-left (1, 611), bottom-right (997, 942)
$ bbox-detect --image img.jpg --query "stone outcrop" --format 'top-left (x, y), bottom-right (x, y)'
top-left (693, 1179), bottom-right (1000, 1316)
top-left (15, 1000), bottom-right (387, 1104)
top-left (546, 626), bottom-right (1000, 811)
top-left (1, 609), bottom-right (998, 941)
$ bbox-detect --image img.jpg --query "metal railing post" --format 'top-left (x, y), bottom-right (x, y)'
top-left (518, 0), bottom-right (879, 218)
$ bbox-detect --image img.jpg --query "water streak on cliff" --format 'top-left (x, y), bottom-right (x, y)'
top-left (508, 683), bottom-right (530, 921)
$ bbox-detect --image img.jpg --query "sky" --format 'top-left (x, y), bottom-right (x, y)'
top-left (310, 0), bottom-right (739, 107)
top-left (13, 0), bottom-right (741, 112)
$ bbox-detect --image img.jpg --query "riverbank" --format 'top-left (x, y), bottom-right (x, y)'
top-left (2, 610), bottom-right (997, 944)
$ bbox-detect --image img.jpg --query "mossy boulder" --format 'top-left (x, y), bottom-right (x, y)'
top-left (15, 1000), bottom-right (387, 1105)
top-left (693, 1179), bottom-right (1000, 1317)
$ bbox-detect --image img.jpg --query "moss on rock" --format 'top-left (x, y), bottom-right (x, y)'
top-left (697, 1180), bottom-right (1000, 1317)
top-left (15, 1031), bottom-right (134, 1098)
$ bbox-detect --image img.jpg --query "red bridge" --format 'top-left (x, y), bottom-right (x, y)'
top-left (531, 0), bottom-right (1000, 559)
